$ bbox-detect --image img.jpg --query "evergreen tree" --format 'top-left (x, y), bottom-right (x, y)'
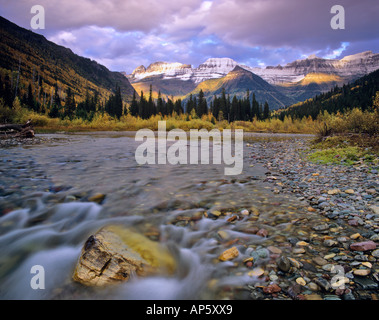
top-left (174, 99), bottom-right (183, 115)
top-left (220, 88), bottom-right (227, 120)
top-left (230, 95), bottom-right (238, 122)
top-left (138, 91), bottom-right (146, 119)
top-left (243, 89), bottom-right (251, 120)
top-left (114, 85), bottom-right (123, 119)
top-left (212, 95), bottom-right (220, 119)
top-left (48, 84), bottom-right (62, 118)
top-left (166, 98), bottom-right (174, 116)
top-left (64, 87), bottom-right (76, 120)
top-left (130, 90), bottom-right (139, 117)
top-left (197, 89), bottom-right (208, 117)
top-left (251, 93), bottom-right (259, 119)
top-left (263, 101), bottom-right (270, 119)
top-left (147, 84), bottom-right (156, 118)
top-left (186, 94), bottom-right (195, 115)
top-left (157, 90), bottom-right (164, 115)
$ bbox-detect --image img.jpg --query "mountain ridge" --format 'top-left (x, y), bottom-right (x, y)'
top-left (0, 15), bottom-right (136, 104)
top-left (127, 52), bottom-right (379, 108)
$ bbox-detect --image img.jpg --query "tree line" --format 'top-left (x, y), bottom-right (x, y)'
top-left (0, 71), bottom-right (271, 123)
top-left (129, 85), bottom-right (270, 122)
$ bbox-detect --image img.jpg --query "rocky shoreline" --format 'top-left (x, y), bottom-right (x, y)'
top-left (244, 137), bottom-right (379, 300)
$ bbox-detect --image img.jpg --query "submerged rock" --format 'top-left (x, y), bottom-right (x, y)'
top-left (72, 226), bottom-right (176, 286)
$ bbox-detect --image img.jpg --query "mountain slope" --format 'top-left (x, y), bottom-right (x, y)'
top-left (183, 66), bottom-right (295, 109)
top-left (278, 68), bottom-right (379, 119)
top-left (0, 16), bottom-right (136, 103)
top-left (276, 72), bottom-right (345, 102)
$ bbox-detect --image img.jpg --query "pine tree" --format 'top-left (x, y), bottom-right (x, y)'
top-left (263, 101), bottom-right (270, 119)
top-left (130, 90), bottom-right (139, 117)
top-left (230, 95), bottom-right (238, 122)
top-left (251, 93), bottom-right (259, 120)
top-left (197, 89), bottom-right (207, 117)
top-left (114, 85), bottom-right (123, 119)
top-left (186, 94), bottom-right (194, 115)
top-left (64, 87), bottom-right (76, 120)
top-left (157, 90), bottom-right (164, 115)
top-left (174, 99), bottom-right (183, 115)
top-left (166, 98), bottom-right (174, 116)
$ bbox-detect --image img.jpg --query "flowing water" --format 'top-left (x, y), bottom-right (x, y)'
top-left (0, 132), bottom-right (322, 300)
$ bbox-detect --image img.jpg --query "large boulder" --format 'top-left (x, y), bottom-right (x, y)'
top-left (72, 225), bottom-right (176, 286)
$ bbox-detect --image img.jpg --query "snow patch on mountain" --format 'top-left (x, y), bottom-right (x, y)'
top-left (128, 52), bottom-right (379, 85)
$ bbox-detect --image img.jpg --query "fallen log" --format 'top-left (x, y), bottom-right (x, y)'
top-left (0, 120), bottom-right (34, 138)
top-left (0, 119), bottom-right (32, 132)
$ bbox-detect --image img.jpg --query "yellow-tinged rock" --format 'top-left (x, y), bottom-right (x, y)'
top-left (88, 193), bottom-right (106, 204)
top-left (72, 225), bottom-right (176, 286)
top-left (296, 277), bottom-right (307, 286)
top-left (248, 267), bottom-right (265, 277)
top-left (328, 189), bottom-right (340, 195)
top-left (296, 241), bottom-right (309, 247)
top-left (353, 269), bottom-right (371, 276)
top-left (345, 189), bottom-right (355, 194)
top-left (217, 230), bottom-right (230, 240)
top-left (218, 246), bottom-right (239, 261)
top-left (324, 253), bottom-right (336, 260)
top-left (304, 294), bottom-right (323, 300)
top-left (361, 262), bottom-right (372, 268)
top-left (288, 257), bottom-right (302, 268)
top-left (350, 233), bottom-right (361, 239)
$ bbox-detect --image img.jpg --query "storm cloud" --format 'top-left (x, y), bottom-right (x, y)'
top-left (0, 0), bottom-right (378, 72)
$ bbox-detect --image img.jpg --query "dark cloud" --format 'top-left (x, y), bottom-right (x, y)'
top-left (0, 0), bottom-right (378, 72)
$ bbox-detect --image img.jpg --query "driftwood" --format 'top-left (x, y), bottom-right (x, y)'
top-left (0, 119), bottom-right (34, 138)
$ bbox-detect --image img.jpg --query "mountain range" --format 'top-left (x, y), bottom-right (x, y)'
top-left (127, 52), bottom-right (379, 109)
top-left (1, 15), bottom-right (378, 113)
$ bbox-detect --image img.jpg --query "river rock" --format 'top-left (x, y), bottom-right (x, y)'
top-left (219, 246), bottom-right (239, 261)
top-left (263, 283), bottom-right (281, 294)
top-left (72, 226), bottom-right (176, 286)
top-left (277, 256), bottom-right (291, 272)
top-left (372, 249), bottom-right (379, 258)
top-left (350, 241), bottom-right (377, 252)
top-left (88, 193), bottom-right (106, 204)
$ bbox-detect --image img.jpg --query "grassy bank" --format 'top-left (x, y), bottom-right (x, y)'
top-left (7, 107), bottom-right (319, 133)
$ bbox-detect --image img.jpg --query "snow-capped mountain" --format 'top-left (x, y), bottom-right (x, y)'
top-left (128, 58), bottom-right (238, 84)
top-left (244, 51), bottom-right (379, 85)
top-left (126, 52), bottom-right (379, 106)
top-left (128, 52), bottom-right (379, 85)
top-left (130, 62), bottom-right (193, 81)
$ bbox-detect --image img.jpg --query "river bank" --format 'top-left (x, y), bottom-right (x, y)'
top-left (245, 137), bottom-right (379, 300)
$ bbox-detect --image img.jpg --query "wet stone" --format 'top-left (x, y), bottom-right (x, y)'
top-left (353, 277), bottom-right (379, 290)
top-left (277, 256), bottom-right (291, 273)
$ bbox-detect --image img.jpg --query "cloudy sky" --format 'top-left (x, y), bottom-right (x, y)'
top-left (1, 0), bottom-right (378, 73)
